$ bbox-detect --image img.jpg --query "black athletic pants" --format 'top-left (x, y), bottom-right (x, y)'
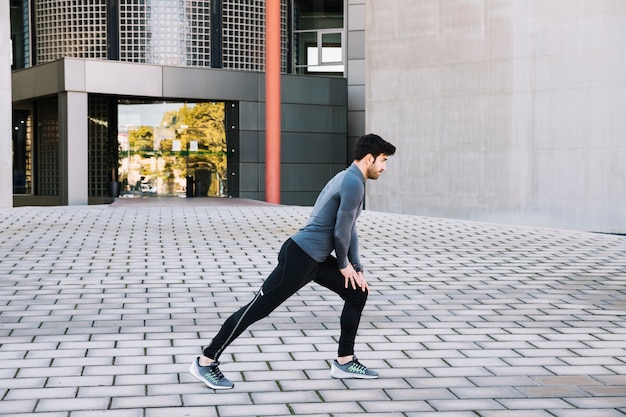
top-left (203, 238), bottom-right (369, 360)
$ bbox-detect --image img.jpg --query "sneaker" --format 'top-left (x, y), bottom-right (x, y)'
top-left (189, 357), bottom-right (235, 390)
top-left (330, 356), bottom-right (379, 379)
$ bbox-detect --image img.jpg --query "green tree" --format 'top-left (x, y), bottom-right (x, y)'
top-left (129, 126), bottom-right (155, 156)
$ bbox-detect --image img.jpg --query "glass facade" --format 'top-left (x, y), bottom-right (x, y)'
top-left (28, 0), bottom-right (292, 70)
top-left (118, 101), bottom-right (227, 197)
top-left (119, 0), bottom-right (212, 66)
top-left (35, 0), bottom-right (108, 64)
top-left (222, 0), bottom-right (289, 72)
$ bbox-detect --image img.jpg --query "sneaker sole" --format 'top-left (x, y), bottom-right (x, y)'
top-left (330, 366), bottom-right (379, 379)
top-left (189, 362), bottom-right (234, 390)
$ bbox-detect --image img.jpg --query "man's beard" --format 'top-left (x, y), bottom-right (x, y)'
top-left (367, 166), bottom-right (381, 179)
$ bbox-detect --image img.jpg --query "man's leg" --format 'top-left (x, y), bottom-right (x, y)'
top-left (314, 256), bottom-right (368, 358)
top-left (202, 239), bottom-right (318, 361)
top-left (314, 256), bottom-right (378, 379)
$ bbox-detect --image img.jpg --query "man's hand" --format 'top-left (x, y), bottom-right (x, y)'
top-left (339, 264), bottom-right (369, 293)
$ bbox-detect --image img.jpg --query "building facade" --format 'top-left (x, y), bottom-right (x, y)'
top-left (365, 0), bottom-right (626, 233)
top-left (7, 0), bottom-right (361, 206)
top-left (8, 0), bottom-right (623, 233)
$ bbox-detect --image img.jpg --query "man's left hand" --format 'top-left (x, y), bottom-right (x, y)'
top-left (340, 265), bottom-right (369, 293)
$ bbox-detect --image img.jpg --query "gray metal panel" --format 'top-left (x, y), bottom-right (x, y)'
top-left (329, 78), bottom-right (348, 106)
top-left (281, 192), bottom-right (319, 206)
top-left (240, 163), bottom-right (262, 192)
top-left (239, 191), bottom-right (263, 200)
top-left (348, 110), bottom-right (365, 137)
top-left (240, 101), bottom-right (261, 131)
top-left (282, 104), bottom-right (330, 132)
top-left (330, 163), bottom-right (347, 177)
top-left (347, 30), bottom-right (365, 60)
top-left (63, 59), bottom-right (86, 93)
top-left (347, 58), bottom-right (365, 86)
top-left (281, 132), bottom-right (330, 164)
top-left (162, 67), bottom-right (260, 101)
top-left (84, 60), bottom-right (163, 96)
top-left (282, 75), bottom-right (330, 105)
top-left (348, 85), bottom-right (365, 111)
top-left (239, 130), bottom-right (260, 163)
top-left (11, 60), bottom-right (64, 101)
top-left (330, 134), bottom-right (349, 164)
top-left (329, 106), bottom-right (347, 133)
top-left (281, 163), bottom-right (332, 192)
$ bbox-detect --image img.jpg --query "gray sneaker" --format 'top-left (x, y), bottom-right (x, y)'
top-left (189, 357), bottom-right (234, 390)
top-left (330, 356), bottom-right (379, 379)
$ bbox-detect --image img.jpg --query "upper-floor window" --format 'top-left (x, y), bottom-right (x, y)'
top-left (10, 0), bottom-right (30, 70)
top-left (293, 0), bottom-right (344, 77)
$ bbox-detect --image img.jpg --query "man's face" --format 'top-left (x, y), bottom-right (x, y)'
top-left (366, 154), bottom-right (389, 180)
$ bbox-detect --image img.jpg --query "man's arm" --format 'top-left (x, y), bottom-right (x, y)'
top-left (347, 225), bottom-right (362, 271)
top-left (333, 177), bottom-right (363, 269)
top-left (341, 225), bottom-right (368, 293)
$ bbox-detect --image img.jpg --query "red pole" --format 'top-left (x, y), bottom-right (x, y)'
top-left (265, 0), bottom-right (281, 204)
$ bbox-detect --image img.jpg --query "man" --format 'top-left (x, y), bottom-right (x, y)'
top-left (190, 133), bottom-right (396, 390)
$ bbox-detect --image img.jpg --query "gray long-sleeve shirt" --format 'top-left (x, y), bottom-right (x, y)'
top-left (291, 162), bottom-right (364, 269)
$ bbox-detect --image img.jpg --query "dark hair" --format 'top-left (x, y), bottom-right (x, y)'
top-left (353, 133), bottom-right (396, 161)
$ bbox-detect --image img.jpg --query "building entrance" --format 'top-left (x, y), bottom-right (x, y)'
top-left (118, 101), bottom-right (227, 198)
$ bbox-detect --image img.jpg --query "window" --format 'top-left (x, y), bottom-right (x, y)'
top-left (10, 0), bottom-right (30, 69)
top-left (293, 0), bottom-right (344, 76)
top-left (117, 101), bottom-right (228, 197)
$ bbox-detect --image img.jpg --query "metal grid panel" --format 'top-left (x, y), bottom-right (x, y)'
top-left (22, 116), bottom-right (33, 194)
top-left (12, 111), bottom-right (33, 195)
top-left (222, 0), bottom-right (288, 72)
top-left (37, 99), bottom-right (59, 196)
top-left (35, 0), bottom-right (107, 64)
top-left (119, 0), bottom-right (211, 67)
top-left (88, 96), bottom-right (109, 197)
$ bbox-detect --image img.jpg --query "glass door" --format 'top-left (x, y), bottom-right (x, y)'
top-left (118, 101), bottom-right (227, 197)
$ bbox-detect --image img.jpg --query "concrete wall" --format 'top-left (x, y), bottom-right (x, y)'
top-left (365, 0), bottom-right (626, 233)
top-left (0, 3), bottom-right (12, 208)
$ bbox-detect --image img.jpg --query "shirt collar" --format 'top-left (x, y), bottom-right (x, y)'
top-left (349, 162), bottom-right (365, 183)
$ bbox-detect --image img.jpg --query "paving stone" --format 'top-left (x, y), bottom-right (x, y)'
top-left (0, 400), bottom-right (40, 415)
top-left (479, 411), bottom-right (555, 417)
top-left (181, 391), bottom-right (252, 407)
top-left (548, 410), bottom-right (626, 417)
top-left (110, 394), bottom-right (183, 409)
top-left (428, 398), bottom-right (506, 411)
top-left (404, 413), bottom-right (477, 417)
top-left (36, 397), bottom-right (110, 412)
top-left (145, 407), bottom-right (218, 417)
top-left (216, 403), bottom-right (292, 416)
top-left (0, 201), bottom-right (625, 416)
top-left (71, 411), bottom-right (144, 417)
top-left (5, 386), bottom-right (77, 400)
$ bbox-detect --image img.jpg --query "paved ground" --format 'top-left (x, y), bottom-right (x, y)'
top-left (1, 197), bottom-right (625, 417)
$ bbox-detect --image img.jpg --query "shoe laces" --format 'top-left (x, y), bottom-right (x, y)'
top-left (348, 358), bottom-right (368, 374)
top-left (208, 362), bottom-right (226, 380)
